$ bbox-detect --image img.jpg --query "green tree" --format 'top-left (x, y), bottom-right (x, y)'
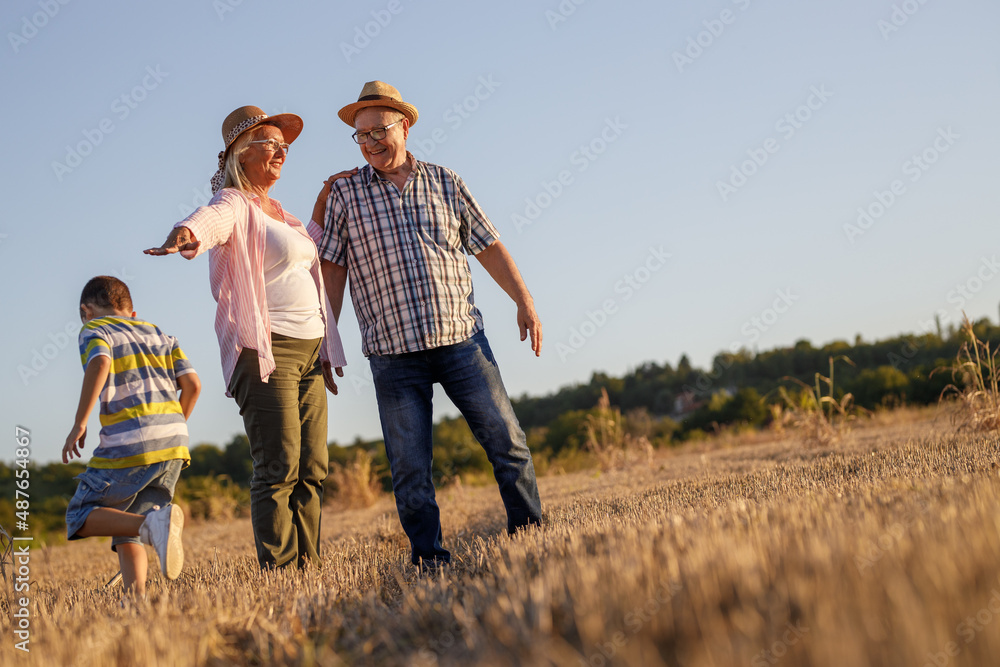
top-left (222, 434), bottom-right (254, 485)
top-left (541, 409), bottom-right (591, 455)
top-left (682, 388), bottom-right (767, 435)
top-left (187, 443), bottom-right (224, 477)
top-left (431, 416), bottom-right (491, 484)
top-left (851, 365), bottom-right (911, 407)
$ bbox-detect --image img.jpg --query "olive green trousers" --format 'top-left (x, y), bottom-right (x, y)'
top-left (229, 334), bottom-right (328, 569)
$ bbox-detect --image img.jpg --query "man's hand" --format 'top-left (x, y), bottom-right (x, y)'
top-left (322, 360), bottom-right (344, 394)
top-left (312, 168), bottom-right (359, 229)
top-left (144, 226), bottom-right (200, 258)
top-left (474, 241), bottom-right (542, 357)
top-left (518, 301), bottom-right (543, 356)
top-left (62, 424), bottom-right (87, 463)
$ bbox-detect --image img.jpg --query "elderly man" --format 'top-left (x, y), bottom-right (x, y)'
top-left (310, 81), bottom-right (542, 569)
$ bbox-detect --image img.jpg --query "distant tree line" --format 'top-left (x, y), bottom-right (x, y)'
top-left (3, 317), bottom-right (993, 539)
top-left (511, 318), bottom-right (1000, 438)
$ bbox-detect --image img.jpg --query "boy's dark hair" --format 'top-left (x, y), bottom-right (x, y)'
top-left (80, 276), bottom-right (133, 314)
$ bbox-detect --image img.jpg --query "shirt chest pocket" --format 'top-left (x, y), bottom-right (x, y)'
top-left (411, 196), bottom-right (463, 250)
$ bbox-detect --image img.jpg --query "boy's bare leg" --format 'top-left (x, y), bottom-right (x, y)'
top-left (77, 509), bottom-right (148, 598)
top-left (76, 508), bottom-right (145, 537)
top-left (117, 543), bottom-right (148, 598)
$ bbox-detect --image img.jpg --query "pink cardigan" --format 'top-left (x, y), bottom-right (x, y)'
top-left (176, 188), bottom-right (347, 395)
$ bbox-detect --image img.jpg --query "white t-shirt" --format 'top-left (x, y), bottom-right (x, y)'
top-left (262, 213), bottom-right (324, 340)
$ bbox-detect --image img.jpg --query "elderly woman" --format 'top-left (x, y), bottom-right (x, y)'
top-left (145, 106), bottom-right (353, 569)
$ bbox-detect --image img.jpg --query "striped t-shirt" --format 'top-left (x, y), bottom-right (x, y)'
top-left (79, 316), bottom-right (194, 469)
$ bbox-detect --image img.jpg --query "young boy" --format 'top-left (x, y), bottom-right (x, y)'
top-left (63, 276), bottom-right (201, 598)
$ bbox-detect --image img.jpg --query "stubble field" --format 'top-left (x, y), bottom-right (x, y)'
top-left (2, 407), bottom-right (999, 666)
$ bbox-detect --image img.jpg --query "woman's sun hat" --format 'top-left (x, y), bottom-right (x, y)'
top-left (210, 106), bottom-right (303, 194)
top-left (337, 81), bottom-right (418, 128)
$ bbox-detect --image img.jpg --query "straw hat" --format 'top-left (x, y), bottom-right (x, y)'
top-left (210, 106), bottom-right (303, 194)
top-left (337, 81), bottom-right (418, 128)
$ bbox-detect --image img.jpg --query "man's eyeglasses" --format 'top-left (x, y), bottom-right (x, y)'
top-left (351, 120), bottom-right (402, 145)
top-left (250, 139), bottom-right (290, 153)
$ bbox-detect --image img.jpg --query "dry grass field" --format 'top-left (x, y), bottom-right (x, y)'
top-left (2, 406), bottom-right (999, 666)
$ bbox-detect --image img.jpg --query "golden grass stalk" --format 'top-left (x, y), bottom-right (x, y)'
top-left (936, 313), bottom-right (1000, 431)
top-left (0, 523), bottom-right (11, 585)
top-left (178, 474), bottom-right (250, 521)
top-left (583, 388), bottom-right (653, 471)
top-left (327, 449), bottom-right (385, 509)
top-left (778, 355), bottom-right (860, 446)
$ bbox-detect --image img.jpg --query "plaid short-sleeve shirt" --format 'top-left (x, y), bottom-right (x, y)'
top-left (316, 154), bottom-right (500, 356)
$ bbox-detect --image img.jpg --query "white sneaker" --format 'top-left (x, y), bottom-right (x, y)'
top-left (138, 504), bottom-right (184, 580)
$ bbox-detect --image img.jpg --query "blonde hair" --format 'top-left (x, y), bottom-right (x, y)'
top-left (221, 123), bottom-right (277, 193)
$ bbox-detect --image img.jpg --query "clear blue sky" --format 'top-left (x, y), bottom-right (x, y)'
top-left (3, 0), bottom-right (998, 463)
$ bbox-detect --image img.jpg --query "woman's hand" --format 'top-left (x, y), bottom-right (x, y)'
top-left (322, 361), bottom-right (344, 395)
top-left (144, 226), bottom-right (200, 258)
top-left (311, 168), bottom-right (359, 229)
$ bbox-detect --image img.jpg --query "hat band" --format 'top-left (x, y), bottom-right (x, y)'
top-left (358, 95), bottom-right (400, 103)
top-left (224, 114), bottom-right (269, 148)
top-left (210, 150), bottom-right (227, 195)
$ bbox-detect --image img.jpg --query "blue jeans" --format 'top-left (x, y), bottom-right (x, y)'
top-left (65, 459), bottom-right (183, 551)
top-left (369, 330), bottom-right (542, 564)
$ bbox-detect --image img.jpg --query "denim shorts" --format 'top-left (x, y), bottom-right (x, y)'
top-left (65, 459), bottom-right (183, 551)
